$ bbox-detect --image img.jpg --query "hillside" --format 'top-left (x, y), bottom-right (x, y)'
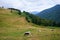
top-left (37, 4), bottom-right (60, 23)
top-left (0, 8), bottom-right (60, 40)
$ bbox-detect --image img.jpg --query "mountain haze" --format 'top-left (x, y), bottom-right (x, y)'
top-left (37, 4), bottom-right (60, 23)
top-left (31, 11), bottom-right (39, 14)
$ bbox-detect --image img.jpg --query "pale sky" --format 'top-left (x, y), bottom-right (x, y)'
top-left (0, 0), bottom-right (60, 12)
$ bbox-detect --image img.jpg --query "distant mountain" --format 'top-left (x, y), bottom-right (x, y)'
top-left (31, 11), bottom-right (39, 14)
top-left (37, 4), bottom-right (60, 23)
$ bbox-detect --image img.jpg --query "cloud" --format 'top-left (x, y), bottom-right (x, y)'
top-left (0, 0), bottom-right (60, 12)
top-left (53, 0), bottom-right (60, 4)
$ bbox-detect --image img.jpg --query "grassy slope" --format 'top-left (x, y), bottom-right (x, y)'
top-left (0, 8), bottom-right (60, 40)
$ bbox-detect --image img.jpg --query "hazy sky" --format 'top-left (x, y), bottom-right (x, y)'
top-left (0, 0), bottom-right (60, 12)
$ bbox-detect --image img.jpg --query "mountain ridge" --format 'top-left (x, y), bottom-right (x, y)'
top-left (37, 4), bottom-right (60, 23)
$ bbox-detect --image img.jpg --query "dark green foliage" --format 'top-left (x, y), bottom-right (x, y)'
top-left (55, 22), bottom-right (60, 27)
top-left (18, 10), bottom-right (21, 15)
top-left (8, 8), bottom-right (21, 15)
top-left (9, 8), bottom-right (60, 27)
top-left (22, 11), bottom-right (60, 27)
top-left (25, 17), bottom-right (31, 22)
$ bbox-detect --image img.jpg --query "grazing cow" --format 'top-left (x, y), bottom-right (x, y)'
top-left (50, 29), bottom-right (54, 31)
top-left (50, 27), bottom-right (55, 31)
top-left (24, 31), bottom-right (31, 36)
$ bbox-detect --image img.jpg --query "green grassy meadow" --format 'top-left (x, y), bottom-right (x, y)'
top-left (0, 8), bottom-right (60, 40)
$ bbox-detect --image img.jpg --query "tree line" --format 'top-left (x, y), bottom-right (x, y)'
top-left (9, 8), bottom-right (60, 27)
top-left (23, 11), bottom-right (60, 27)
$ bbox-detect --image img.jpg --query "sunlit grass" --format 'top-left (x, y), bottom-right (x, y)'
top-left (0, 8), bottom-right (60, 40)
